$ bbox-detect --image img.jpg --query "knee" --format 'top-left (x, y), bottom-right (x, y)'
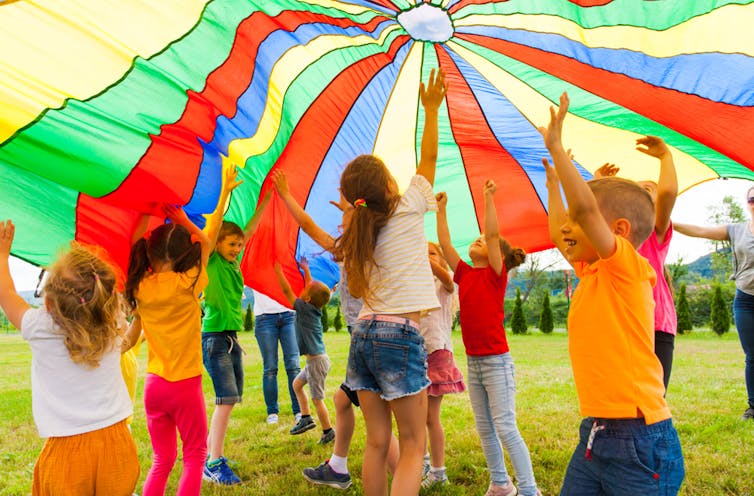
top-left (152, 451), bottom-right (178, 471)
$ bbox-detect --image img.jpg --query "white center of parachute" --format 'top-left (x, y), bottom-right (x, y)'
top-left (397, 3), bottom-right (453, 43)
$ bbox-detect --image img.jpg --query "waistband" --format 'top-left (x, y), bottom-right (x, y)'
top-left (586, 416), bottom-right (674, 433)
top-left (360, 314), bottom-right (420, 330)
top-left (306, 353), bottom-right (329, 362)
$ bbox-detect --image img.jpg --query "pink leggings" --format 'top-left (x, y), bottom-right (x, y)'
top-left (142, 374), bottom-right (207, 496)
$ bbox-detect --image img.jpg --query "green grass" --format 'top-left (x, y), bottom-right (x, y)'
top-left (1, 329), bottom-right (752, 495)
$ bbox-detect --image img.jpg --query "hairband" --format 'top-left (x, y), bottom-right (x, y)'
top-left (353, 198), bottom-right (367, 208)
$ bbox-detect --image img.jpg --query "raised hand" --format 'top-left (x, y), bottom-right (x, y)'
top-left (271, 169), bottom-right (289, 196)
top-left (328, 190), bottom-right (352, 213)
top-left (593, 163), bottom-right (620, 179)
top-left (636, 135), bottom-right (670, 159)
top-left (483, 179), bottom-right (497, 196)
top-left (223, 163), bottom-right (243, 193)
top-left (542, 158), bottom-right (559, 187)
top-left (435, 192), bottom-right (448, 211)
top-left (162, 204), bottom-right (190, 226)
top-left (419, 68), bottom-right (447, 111)
top-left (0, 220), bottom-right (15, 257)
top-left (538, 92), bottom-right (569, 150)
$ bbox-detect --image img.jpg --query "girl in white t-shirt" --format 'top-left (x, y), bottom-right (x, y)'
top-left (332, 69), bottom-right (446, 496)
top-left (420, 242), bottom-right (466, 488)
top-left (0, 220), bottom-right (139, 496)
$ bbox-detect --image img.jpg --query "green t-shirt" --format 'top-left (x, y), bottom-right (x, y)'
top-left (202, 251), bottom-right (244, 332)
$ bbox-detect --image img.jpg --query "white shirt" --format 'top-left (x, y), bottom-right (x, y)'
top-left (359, 175), bottom-right (440, 317)
top-left (21, 307), bottom-right (132, 438)
top-left (419, 277), bottom-right (455, 354)
top-left (252, 290), bottom-right (294, 316)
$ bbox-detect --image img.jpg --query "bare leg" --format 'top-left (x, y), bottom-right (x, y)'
top-left (358, 391), bottom-right (392, 496)
top-left (389, 390), bottom-right (428, 496)
top-left (293, 377), bottom-right (310, 416)
top-left (386, 432), bottom-right (400, 476)
top-left (426, 395), bottom-right (445, 468)
top-left (207, 404), bottom-right (234, 460)
top-left (312, 398), bottom-right (332, 430)
top-left (333, 388), bottom-right (355, 458)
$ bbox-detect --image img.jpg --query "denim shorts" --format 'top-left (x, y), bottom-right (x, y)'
top-left (560, 417), bottom-right (685, 496)
top-left (345, 316), bottom-right (429, 401)
top-left (202, 331), bottom-right (244, 404)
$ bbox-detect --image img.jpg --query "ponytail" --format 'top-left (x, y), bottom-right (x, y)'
top-left (125, 238), bottom-right (150, 309)
top-left (500, 238), bottom-right (526, 272)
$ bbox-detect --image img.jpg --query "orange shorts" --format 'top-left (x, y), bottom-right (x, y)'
top-left (33, 419), bottom-right (139, 496)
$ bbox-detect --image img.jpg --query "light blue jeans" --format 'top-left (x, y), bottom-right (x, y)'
top-left (254, 311), bottom-right (301, 416)
top-left (467, 353), bottom-right (538, 496)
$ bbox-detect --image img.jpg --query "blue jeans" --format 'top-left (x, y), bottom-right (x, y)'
top-left (733, 290), bottom-right (754, 408)
top-left (560, 417), bottom-right (684, 496)
top-left (202, 331), bottom-right (243, 404)
top-left (254, 312), bottom-right (301, 415)
top-left (467, 353), bottom-right (538, 496)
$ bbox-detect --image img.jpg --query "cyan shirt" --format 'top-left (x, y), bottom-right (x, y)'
top-left (294, 298), bottom-right (326, 356)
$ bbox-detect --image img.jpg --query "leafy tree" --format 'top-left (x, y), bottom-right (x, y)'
top-left (676, 283), bottom-right (692, 334)
top-left (517, 250), bottom-right (560, 303)
top-left (321, 304), bottom-right (329, 333)
top-left (710, 284), bottom-right (731, 335)
top-left (538, 293), bottom-right (554, 334)
top-left (333, 305), bottom-right (343, 332)
top-left (510, 288), bottom-right (527, 335)
top-left (244, 305), bottom-right (254, 332)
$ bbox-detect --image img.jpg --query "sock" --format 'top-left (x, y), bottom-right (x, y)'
top-left (329, 454), bottom-right (348, 475)
top-left (207, 458), bottom-right (223, 468)
top-left (430, 466), bottom-right (446, 475)
top-left (302, 414), bottom-right (312, 420)
top-left (323, 428), bottom-right (333, 434)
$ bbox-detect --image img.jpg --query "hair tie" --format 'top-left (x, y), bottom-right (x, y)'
top-left (80, 297), bottom-right (86, 304)
top-left (93, 273), bottom-right (99, 281)
top-left (190, 233), bottom-right (200, 244)
top-left (353, 198), bottom-right (367, 208)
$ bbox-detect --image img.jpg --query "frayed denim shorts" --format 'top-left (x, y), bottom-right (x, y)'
top-left (345, 315), bottom-right (429, 401)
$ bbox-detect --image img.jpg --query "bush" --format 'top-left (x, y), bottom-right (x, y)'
top-left (321, 304), bottom-right (329, 333)
top-left (538, 293), bottom-right (554, 334)
top-left (510, 288), bottom-right (527, 335)
top-left (333, 306), bottom-right (343, 332)
top-left (710, 284), bottom-right (731, 336)
top-left (244, 306), bottom-right (254, 332)
top-left (676, 283), bottom-right (692, 334)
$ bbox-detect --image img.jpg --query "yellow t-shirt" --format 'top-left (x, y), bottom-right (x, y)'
top-left (569, 237), bottom-right (670, 425)
top-left (136, 266), bottom-right (208, 382)
top-left (120, 334), bottom-right (143, 425)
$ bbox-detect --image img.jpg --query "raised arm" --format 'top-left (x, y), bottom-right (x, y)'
top-left (416, 68), bottom-right (447, 186)
top-left (673, 222), bottom-right (729, 241)
top-left (483, 180), bottom-right (503, 276)
top-left (205, 164), bottom-right (243, 250)
top-left (243, 190), bottom-right (271, 242)
top-left (272, 170), bottom-right (335, 252)
top-left (273, 263), bottom-right (297, 307)
top-left (429, 259), bottom-right (454, 293)
top-left (637, 135), bottom-right (677, 242)
top-left (131, 213), bottom-right (151, 246)
top-left (543, 158), bottom-right (573, 266)
top-left (0, 220), bottom-right (30, 329)
top-left (299, 257), bottom-right (313, 286)
top-left (435, 192), bottom-right (462, 272)
top-left (164, 204), bottom-right (211, 267)
top-left (540, 93), bottom-right (616, 259)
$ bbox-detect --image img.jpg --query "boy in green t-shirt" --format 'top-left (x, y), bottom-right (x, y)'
top-left (202, 165), bottom-right (270, 485)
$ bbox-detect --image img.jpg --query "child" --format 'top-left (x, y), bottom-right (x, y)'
top-left (201, 165), bottom-right (270, 485)
top-left (274, 259), bottom-right (333, 444)
top-left (420, 242), bottom-right (466, 488)
top-left (436, 182), bottom-right (540, 496)
top-left (125, 205), bottom-right (211, 496)
top-left (331, 68), bottom-right (446, 496)
top-left (541, 93), bottom-right (684, 494)
top-left (0, 221), bottom-right (139, 496)
top-left (594, 137), bottom-right (679, 391)
top-left (272, 169), bottom-right (399, 489)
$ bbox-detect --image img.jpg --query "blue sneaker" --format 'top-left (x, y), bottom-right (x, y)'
top-left (302, 461), bottom-right (352, 489)
top-left (203, 457), bottom-right (241, 485)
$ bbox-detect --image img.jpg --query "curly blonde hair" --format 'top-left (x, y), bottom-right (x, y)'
top-left (44, 245), bottom-right (124, 368)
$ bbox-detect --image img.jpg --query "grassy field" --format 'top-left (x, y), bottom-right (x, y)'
top-left (0, 329), bottom-right (752, 496)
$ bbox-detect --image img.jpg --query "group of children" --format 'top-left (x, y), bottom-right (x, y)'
top-left (0, 69), bottom-right (686, 496)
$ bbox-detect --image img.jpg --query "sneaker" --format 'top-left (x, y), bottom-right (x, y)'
top-left (318, 429), bottom-right (335, 445)
top-left (422, 457), bottom-right (430, 479)
top-left (302, 461), bottom-right (352, 489)
top-left (290, 415), bottom-right (316, 435)
top-left (266, 413), bottom-right (279, 424)
top-left (421, 470), bottom-right (448, 488)
top-left (295, 412), bottom-right (302, 423)
top-left (485, 480), bottom-right (518, 496)
top-left (743, 407), bottom-right (754, 420)
top-left (203, 457), bottom-right (242, 485)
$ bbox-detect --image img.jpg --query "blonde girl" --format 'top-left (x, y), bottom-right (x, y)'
top-left (0, 220), bottom-right (139, 496)
top-left (332, 68), bottom-right (446, 496)
top-left (125, 205), bottom-right (210, 496)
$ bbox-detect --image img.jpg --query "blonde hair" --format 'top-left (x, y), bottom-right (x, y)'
top-left (44, 245), bottom-right (124, 368)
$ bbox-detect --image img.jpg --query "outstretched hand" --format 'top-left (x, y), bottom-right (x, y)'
top-left (271, 170), bottom-right (289, 196)
top-left (538, 92), bottom-right (569, 150)
top-left (0, 220), bottom-right (15, 257)
top-left (483, 179), bottom-right (497, 196)
top-left (162, 204), bottom-right (190, 226)
top-left (593, 163), bottom-right (619, 179)
top-left (223, 164), bottom-right (243, 193)
top-left (435, 192), bottom-right (448, 211)
top-left (419, 68), bottom-right (447, 111)
top-left (636, 135), bottom-right (670, 159)
top-left (542, 158), bottom-right (559, 187)
top-left (329, 190), bottom-right (352, 213)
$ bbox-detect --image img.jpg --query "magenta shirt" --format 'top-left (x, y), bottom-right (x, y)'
top-left (637, 225), bottom-right (677, 335)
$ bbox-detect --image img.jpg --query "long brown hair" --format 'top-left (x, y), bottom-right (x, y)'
top-left (44, 245), bottom-right (123, 368)
top-left (500, 238), bottom-right (526, 272)
top-left (332, 155), bottom-right (399, 300)
top-left (125, 223), bottom-right (202, 308)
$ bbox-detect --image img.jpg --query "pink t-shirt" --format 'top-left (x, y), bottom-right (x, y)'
top-left (637, 225), bottom-right (677, 336)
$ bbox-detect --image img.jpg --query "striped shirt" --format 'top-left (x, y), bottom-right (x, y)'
top-left (358, 175), bottom-right (440, 317)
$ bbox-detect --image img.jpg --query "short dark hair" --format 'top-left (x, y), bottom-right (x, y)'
top-left (217, 221), bottom-right (244, 243)
top-left (588, 177), bottom-right (654, 247)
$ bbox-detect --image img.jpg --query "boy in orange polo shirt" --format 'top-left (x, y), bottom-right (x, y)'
top-left (540, 93), bottom-right (684, 495)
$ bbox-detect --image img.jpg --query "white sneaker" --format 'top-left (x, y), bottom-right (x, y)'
top-left (266, 413), bottom-right (279, 424)
top-left (486, 480), bottom-right (518, 496)
top-left (294, 413), bottom-right (302, 423)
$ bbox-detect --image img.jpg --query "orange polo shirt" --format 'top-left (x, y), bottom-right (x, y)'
top-left (569, 237), bottom-right (670, 425)
top-left (137, 266), bottom-right (208, 382)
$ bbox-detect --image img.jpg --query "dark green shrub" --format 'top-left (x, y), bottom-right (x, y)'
top-left (676, 283), bottom-right (692, 334)
top-left (333, 306), bottom-right (343, 332)
top-left (710, 284), bottom-right (730, 336)
top-left (539, 293), bottom-right (554, 334)
top-left (244, 305), bottom-right (254, 332)
top-left (321, 304), bottom-right (329, 333)
top-left (510, 288), bottom-right (527, 335)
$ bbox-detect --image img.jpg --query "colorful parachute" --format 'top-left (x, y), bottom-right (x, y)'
top-left (1, 0), bottom-right (753, 303)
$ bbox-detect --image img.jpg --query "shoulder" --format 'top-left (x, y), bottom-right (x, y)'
top-left (601, 237), bottom-right (655, 283)
top-left (453, 260), bottom-right (471, 282)
top-left (20, 307), bottom-right (54, 340)
top-left (399, 175), bottom-right (437, 212)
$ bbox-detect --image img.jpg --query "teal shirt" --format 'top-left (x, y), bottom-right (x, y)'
top-left (202, 251), bottom-right (244, 332)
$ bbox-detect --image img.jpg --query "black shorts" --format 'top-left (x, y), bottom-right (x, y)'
top-left (340, 382), bottom-right (360, 408)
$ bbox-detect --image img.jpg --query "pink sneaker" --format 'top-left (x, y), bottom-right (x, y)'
top-left (485, 480), bottom-right (517, 496)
